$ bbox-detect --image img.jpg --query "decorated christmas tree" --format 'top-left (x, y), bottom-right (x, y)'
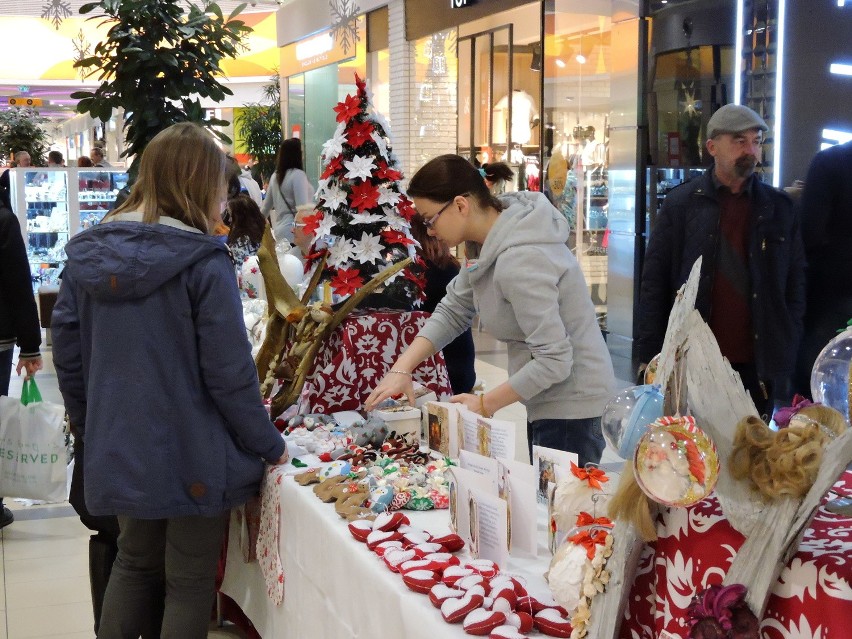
top-left (309, 73), bottom-right (425, 307)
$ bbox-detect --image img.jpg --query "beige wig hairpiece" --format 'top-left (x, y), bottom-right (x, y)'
top-left (607, 460), bottom-right (658, 542)
top-left (729, 405), bottom-right (848, 500)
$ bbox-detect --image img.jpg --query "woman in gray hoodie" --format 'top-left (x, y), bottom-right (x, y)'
top-left (365, 154), bottom-right (615, 465)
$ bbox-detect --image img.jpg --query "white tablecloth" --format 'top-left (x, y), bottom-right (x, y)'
top-left (220, 476), bottom-right (554, 639)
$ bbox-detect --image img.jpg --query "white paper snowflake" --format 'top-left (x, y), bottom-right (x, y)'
top-left (321, 123), bottom-right (347, 160)
top-left (320, 185), bottom-right (347, 211)
top-left (327, 238), bottom-right (356, 268)
top-left (378, 185), bottom-right (401, 207)
top-left (352, 232), bottom-right (385, 264)
top-left (344, 155), bottom-right (376, 182)
top-left (330, 0), bottom-right (361, 56)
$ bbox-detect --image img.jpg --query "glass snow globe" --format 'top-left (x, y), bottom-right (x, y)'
top-left (811, 326), bottom-right (852, 423)
top-left (601, 385), bottom-right (665, 459)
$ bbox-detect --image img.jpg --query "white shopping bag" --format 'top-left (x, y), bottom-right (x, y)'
top-left (0, 378), bottom-right (68, 502)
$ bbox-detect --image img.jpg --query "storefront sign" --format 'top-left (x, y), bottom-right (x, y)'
top-left (451, 0), bottom-right (477, 7)
top-left (280, 16), bottom-right (365, 77)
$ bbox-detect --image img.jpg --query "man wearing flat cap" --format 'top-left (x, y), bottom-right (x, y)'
top-left (636, 104), bottom-right (805, 417)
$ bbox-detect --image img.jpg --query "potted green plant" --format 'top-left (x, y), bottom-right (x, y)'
top-left (236, 71), bottom-right (282, 185)
top-left (72, 0), bottom-right (251, 179)
top-left (0, 108), bottom-right (50, 166)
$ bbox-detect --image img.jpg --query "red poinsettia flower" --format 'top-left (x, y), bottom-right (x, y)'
top-left (304, 247), bottom-right (328, 271)
top-left (355, 73), bottom-right (367, 96)
top-left (403, 267), bottom-right (427, 292)
top-left (330, 267), bottom-right (364, 297)
top-left (397, 195), bottom-right (416, 221)
top-left (375, 160), bottom-right (403, 182)
top-left (321, 156), bottom-right (343, 180)
top-left (381, 229), bottom-right (416, 246)
top-left (349, 181), bottom-right (380, 212)
top-left (302, 211), bottom-right (323, 236)
top-left (333, 93), bottom-right (361, 124)
top-left (347, 120), bottom-right (374, 148)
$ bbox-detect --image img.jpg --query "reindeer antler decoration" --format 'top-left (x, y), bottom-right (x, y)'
top-left (254, 226), bottom-right (411, 416)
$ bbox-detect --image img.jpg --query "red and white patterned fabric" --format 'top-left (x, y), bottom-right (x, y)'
top-left (257, 466), bottom-right (286, 605)
top-left (621, 471), bottom-right (852, 639)
top-left (299, 310), bottom-right (453, 413)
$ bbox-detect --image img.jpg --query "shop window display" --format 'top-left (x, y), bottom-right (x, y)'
top-left (8, 168), bottom-right (128, 288)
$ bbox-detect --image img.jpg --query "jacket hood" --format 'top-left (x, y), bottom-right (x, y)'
top-left (477, 191), bottom-right (569, 271)
top-left (64, 213), bottom-right (227, 301)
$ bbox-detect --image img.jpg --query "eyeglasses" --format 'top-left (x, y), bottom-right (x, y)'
top-left (422, 197), bottom-right (463, 229)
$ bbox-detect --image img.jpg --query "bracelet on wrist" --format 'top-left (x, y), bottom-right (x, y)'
top-left (388, 370), bottom-right (412, 377)
top-left (479, 393), bottom-right (492, 419)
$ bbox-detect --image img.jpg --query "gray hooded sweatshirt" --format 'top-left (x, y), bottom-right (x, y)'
top-left (418, 191), bottom-right (615, 421)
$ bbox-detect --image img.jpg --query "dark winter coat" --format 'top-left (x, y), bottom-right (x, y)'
top-left (0, 205), bottom-right (41, 359)
top-left (793, 140), bottom-right (852, 393)
top-left (51, 213), bottom-right (285, 519)
top-left (636, 169), bottom-right (806, 384)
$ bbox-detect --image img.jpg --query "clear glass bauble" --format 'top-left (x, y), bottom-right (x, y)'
top-left (644, 353), bottom-right (661, 385)
top-left (633, 416), bottom-right (719, 507)
top-left (601, 385), bottom-right (665, 459)
top-left (811, 326), bottom-right (852, 423)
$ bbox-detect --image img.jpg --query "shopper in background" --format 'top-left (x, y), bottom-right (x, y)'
top-left (793, 139), bottom-right (852, 396)
top-left (76, 156), bottom-right (94, 168)
top-left (409, 215), bottom-right (476, 395)
top-left (89, 146), bottom-right (111, 167)
top-left (365, 154), bottom-right (615, 466)
top-left (225, 193), bottom-right (267, 285)
top-left (286, 208), bottom-right (315, 266)
top-left (13, 151), bottom-right (31, 167)
top-left (0, 195), bottom-right (43, 529)
top-left (261, 137), bottom-right (314, 243)
top-left (47, 150), bottom-right (65, 167)
top-left (635, 104), bottom-right (805, 418)
top-left (52, 122), bottom-right (288, 639)
top-left (233, 158), bottom-right (264, 207)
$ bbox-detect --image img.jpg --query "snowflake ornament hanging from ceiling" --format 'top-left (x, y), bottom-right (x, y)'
top-left (330, 0), bottom-right (361, 55)
top-left (72, 30), bottom-right (92, 80)
top-left (41, 0), bottom-right (72, 30)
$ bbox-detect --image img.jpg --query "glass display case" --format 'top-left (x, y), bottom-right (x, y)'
top-left (8, 167), bottom-right (129, 288)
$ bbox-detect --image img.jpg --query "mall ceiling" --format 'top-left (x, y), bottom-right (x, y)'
top-left (0, 0), bottom-right (289, 120)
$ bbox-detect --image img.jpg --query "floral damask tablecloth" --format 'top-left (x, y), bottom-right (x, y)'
top-left (299, 310), bottom-right (453, 413)
top-left (621, 471), bottom-right (852, 639)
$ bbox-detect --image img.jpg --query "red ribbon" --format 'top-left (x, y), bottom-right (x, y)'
top-left (570, 461), bottom-right (609, 489)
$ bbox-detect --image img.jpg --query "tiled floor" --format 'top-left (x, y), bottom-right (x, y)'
top-left (1, 329), bottom-right (626, 637)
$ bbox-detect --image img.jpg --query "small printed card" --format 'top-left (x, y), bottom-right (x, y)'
top-left (460, 412), bottom-right (516, 460)
top-left (459, 449), bottom-right (500, 489)
top-left (448, 466), bottom-right (498, 540)
top-left (424, 401), bottom-right (463, 458)
top-left (497, 457), bottom-right (538, 557)
top-left (468, 486), bottom-right (509, 567)
top-left (533, 445), bottom-right (578, 504)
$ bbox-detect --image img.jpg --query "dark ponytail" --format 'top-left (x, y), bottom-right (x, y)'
top-left (481, 162), bottom-right (514, 184)
top-left (407, 154), bottom-right (504, 211)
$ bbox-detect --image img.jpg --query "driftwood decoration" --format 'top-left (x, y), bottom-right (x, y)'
top-left (254, 226), bottom-right (411, 416)
top-left (587, 257), bottom-right (852, 636)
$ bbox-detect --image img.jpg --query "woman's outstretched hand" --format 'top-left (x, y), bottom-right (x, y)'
top-left (364, 371), bottom-right (414, 412)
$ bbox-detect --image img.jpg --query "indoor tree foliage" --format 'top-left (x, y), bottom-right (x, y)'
top-left (0, 108), bottom-right (50, 166)
top-left (236, 71), bottom-right (282, 184)
top-left (72, 0), bottom-right (250, 178)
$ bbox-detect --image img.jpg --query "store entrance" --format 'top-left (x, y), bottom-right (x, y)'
top-left (457, 24), bottom-right (541, 190)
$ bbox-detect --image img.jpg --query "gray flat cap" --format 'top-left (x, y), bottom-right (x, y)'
top-left (707, 104), bottom-right (768, 138)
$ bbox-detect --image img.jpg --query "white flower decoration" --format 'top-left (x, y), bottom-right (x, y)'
top-left (327, 238), bottom-right (356, 268)
top-left (344, 155), bottom-right (376, 182)
top-left (352, 232), bottom-right (385, 265)
top-left (350, 213), bottom-right (385, 225)
top-left (385, 215), bottom-right (410, 231)
top-left (321, 123), bottom-right (346, 160)
top-left (320, 185), bottom-right (348, 212)
top-left (313, 215), bottom-right (337, 239)
top-left (315, 177), bottom-right (331, 200)
top-left (370, 111), bottom-right (393, 138)
top-left (378, 185), bottom-right (401, 207)
top-left (371, 131), bottom-right (389, 160)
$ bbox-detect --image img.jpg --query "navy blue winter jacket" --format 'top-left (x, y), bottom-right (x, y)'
top-left (51, 214), bottom-right (285, 519)
top-left (636, 170), bottom-right (806, 383)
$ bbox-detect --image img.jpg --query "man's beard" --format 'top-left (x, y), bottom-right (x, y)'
top-left (733, 155), bottom-right (758, 178)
